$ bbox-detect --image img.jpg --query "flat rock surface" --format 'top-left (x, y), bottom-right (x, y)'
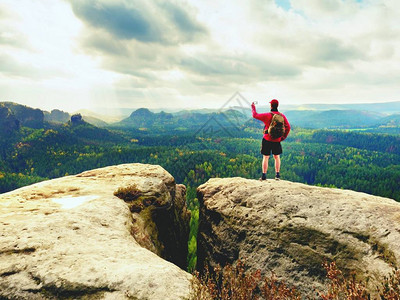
top-left (0, 163), bottom-right (191, 299)
top-left (197, 177), bottom-right (400, 296)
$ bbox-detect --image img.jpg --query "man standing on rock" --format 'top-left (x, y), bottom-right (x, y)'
top-left (252, 99), bottom-right (290, 180)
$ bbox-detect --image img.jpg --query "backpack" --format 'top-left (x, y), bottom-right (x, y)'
top-left (264, 112), bottom-right (285, 139)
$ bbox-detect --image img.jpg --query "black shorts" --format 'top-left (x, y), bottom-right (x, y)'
top-left (261, 138), bottom-right (282, 156)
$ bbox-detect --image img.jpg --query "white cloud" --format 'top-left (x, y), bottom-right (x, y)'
top-left (0, 0), bottom-right (399, 111)
top-left (0, 0), bottom-right (123, 111)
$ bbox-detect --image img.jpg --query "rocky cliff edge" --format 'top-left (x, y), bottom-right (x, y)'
top-left (0, 163), bottom-right (191, 299)
top-left (197, 177), bottom-right (400, 297)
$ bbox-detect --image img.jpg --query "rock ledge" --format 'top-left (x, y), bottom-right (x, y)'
top-left (197, 177), bottom-right (400, 296)
top-left (0, 163), bottom-right (191, 299)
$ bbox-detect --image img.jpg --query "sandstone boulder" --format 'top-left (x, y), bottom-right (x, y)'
top-left (197, 177), bottom-right (400, 296)
top-left (0, 163), bottom-right (191, 299)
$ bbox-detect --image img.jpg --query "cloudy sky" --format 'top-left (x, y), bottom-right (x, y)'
top-left (0, 0), bottom-right (399, 112)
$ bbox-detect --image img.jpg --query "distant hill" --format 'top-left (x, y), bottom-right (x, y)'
top-left (79, 115), bottom-right (108, 127)
top-left (376, 114), bottom-right (400, 127)
top-left (64, 117), bottom-right (125, 144)
top-left (0, 102), bottom-right (126, 145)
top-left (44, 109), bottom-right (70, 124)
top-left (363, 114), bottom-right (400, 134)
top-left (115, 108), bottom-right (174, 128)
top-left (112, 107), bottom-right (400, 132)
top-left (241, 109), bottom-right (396, 130)
top-left (2, 101), bottom-right (400, 133)
top-left (282, 101), bottom-right (400, 114)
top-left (75, 107), bottom-right (133, 119)
top-left (74, 109), bottom-right (121, 124)
top-left (45, 109), bottom-right (108, 127)
top-left (112, 108), bottom-right (248, 131)
top-left (2, 102), bottom-right (44, 128)
top-left (284, 110), bottom-right (384, 129)
top-left (174, 108), bottom-right (220, 115)
top-left (0, 102), bottom-right (109, 129)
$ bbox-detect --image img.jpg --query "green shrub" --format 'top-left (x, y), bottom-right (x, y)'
top-left (187, 205), bottom-right (199, 272)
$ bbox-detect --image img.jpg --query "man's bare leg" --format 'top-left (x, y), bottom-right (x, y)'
top-left (273, 155), bottom-right (280, 172)
top-left (262, 155), bottom-right (269, 173)
top-left (260, 155), bottom-right (269, 180)
top-left (273, 155), bottom-right (281, 179)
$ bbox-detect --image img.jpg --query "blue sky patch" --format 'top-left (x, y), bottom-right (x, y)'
top-left (275, 0), bottom-right (291, 11)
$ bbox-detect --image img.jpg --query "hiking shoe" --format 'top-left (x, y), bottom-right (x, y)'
top-left (275, 173), bottom-right (281, 180)
top-left (259, 177), bottom-right (266, 181)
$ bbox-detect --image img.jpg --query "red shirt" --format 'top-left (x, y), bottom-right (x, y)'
top-left (252, 105), bottom-right (291, 142)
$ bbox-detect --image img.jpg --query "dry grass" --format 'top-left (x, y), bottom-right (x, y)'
top-left (380, 268), bottom-right (400, 300)
top-left (318, 261), bottom-right (368, 300)
top-left (190, 260), bottom-right (300, 300)
top-left (190, 260), bottom-right (400, 300)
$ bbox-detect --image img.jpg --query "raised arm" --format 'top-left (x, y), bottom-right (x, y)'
top-left (251, 103), bottom-right (264, 121)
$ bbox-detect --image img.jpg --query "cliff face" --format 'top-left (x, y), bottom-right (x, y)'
top-left (197, 177), bottom-right (400, 296)
top-left (0, 163), bottom-right (191, 299)
top-left (2, 102), bottom-right (44, 128)
top-left (0, 105), bottom-right (20, 136)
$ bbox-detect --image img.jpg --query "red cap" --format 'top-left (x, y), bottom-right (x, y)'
top-left (269, 99), bottom-right (279, 106)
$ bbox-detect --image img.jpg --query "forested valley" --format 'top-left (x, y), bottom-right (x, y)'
top-left (1, 122), bottom-right (399, 201)
top-left (1, 102), bottom-right (400, 271)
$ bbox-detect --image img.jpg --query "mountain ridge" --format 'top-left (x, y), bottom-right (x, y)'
top-left (3, 101), bottom-right (400, 131)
